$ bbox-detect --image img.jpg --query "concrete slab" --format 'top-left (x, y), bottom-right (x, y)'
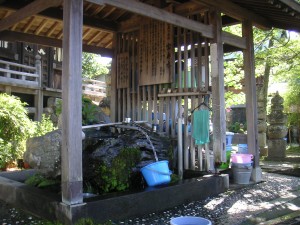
top-left (0, 170), bottom-right (228, 223)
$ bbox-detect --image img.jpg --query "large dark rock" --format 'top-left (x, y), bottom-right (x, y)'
top-left (24, 123), bottom-right (172, 186)
top-left (24, 129), bottom-right (62, 178)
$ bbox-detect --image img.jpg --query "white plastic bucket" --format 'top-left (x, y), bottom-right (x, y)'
top-left (231, 153), bottom-right (253, 164)
top-left (170, 216), bottom-right (212, 225)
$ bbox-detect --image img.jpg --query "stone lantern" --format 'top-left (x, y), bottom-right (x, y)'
top-left (266, 92), bottom-right (288, 160)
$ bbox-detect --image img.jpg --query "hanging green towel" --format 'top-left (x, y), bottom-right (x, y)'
top-left (192, 110), bottom-right (210, 145)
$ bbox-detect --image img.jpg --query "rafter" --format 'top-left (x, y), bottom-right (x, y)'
top-left (23, 16), bottom-right (35, 33)
top-left (34, 19), bottom-right (48, 35)
top-left (0, 0), bottom-right (62, 32)
top-left (46, 21), bottom-right (59, 37)
top-left (193, 0), bottom-right (272, 30)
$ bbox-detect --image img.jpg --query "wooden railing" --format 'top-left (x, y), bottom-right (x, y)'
top-left (0, 58), bottom-right (106, 98)
top-left (82, 78), bottom-right (106, 97)
top-left (0, 57), bottom-right (41, 88)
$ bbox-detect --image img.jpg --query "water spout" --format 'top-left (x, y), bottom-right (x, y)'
top-left (116, 122), bottom-right (158, 162)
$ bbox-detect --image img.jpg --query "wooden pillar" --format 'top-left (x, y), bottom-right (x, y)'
top-left (35, 54), bottom-right (43, 121)
top-left (210, 10), bottom-right (226, 163)
top-left (61, 0), bottom-right (83, 208)
top-left (242, 20), bottom-right (262, 182)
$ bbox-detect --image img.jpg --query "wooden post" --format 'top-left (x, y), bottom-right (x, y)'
top-left (61, 0), bottom-right (83, 208)
top-left (177, 117), bottom-right (183, 179)
top-left (110, 33), bottom-right (117, 122)
top-left (35, 54), bottom-right (43, 121)
top-left (242, 20), bottom-right (262, 182)
top-left (4, 63), bottom-right (11, 94)
top-left (210, 10), bottom-right (226, 163)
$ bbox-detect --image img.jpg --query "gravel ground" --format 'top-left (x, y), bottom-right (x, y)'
top-left (114, 172), bottom-right (300, 225)
top-left (1, 172), bottom-right (300, 225)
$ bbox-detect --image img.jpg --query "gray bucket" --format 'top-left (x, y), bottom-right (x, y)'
top-left (232, 164), bottom-right (252, 184)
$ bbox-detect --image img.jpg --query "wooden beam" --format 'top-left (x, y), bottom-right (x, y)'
top-left (222, 31), bottom-right (247, 49)
top-left (0, 0), bottom-right (62, 32)
top-left (87, 0), bottom-right (214, 38)
top-left (61, 0), bottom-right (83, 205)
top-left (279, 0), bottom-right (300, 12)
top-left (0, 30), bottom-right (114, 57)
top-left (193, 0), bottom-right (272, 30)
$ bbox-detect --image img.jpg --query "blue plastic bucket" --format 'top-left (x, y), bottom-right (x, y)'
top-left (141, 160), bottom-right (171, 186)
top-left (170, 216), bottom-right (212, 225)
top-left (226, 145), bottom-right (232, 151)
top-left (238, 144), bottom-right (248, 153)
top-left (226, 132), bottom-right (234, 146)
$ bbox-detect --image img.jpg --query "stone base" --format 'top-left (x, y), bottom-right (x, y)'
top-left (267, 139), bottom-right (286, 160)
top-left (251, 166), bottom-right (262, 183)
top-left (260, 146), bottom-right (268, 157)
top-left (258, 133), bottom-right (266, 149)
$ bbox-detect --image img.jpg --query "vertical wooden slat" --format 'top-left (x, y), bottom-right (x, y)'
top-left (204, 13), bottom-right (209, 92)
top-left (165, 95), bottom-right (170, 135)
top-left (153, 85), bottom-right (158, 125)
top-left (61, 0), bottom-right (83, 205)
top-left (148, 85), bottom-right (152, 123)
top-left (142, 86), bottom-right (147, 120)
top-left (183, 28), bottom-right (189, 169)
top-left (132, 35), bottom-right (136, 120)
top-left (158, 85), bottom-right (164, 132)
top-left (171, 96), bottom-right (176, 137)
top-left (125, 35), bottom-right (131, 118)
top-left (190, 31), bottom-right (195, 90)
top-left (137, 85), bottom-right (141, 121)
top-left (190, 95), bottom-right (196, 170)
top-left (118, 89), bottom-right (121, 121)
top-left (122, 88), bottom-right (126, 120)
top-left (197, 32), bottom-right (202, 91)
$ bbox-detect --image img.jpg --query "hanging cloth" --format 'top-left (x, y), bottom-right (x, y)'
top-left (192, 109), bottom-right (210, 145)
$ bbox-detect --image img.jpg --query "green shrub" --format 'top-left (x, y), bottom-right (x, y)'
top-left (31, 114), bottom-right (55, 137)
top-left (0, 94), bottom-right (56, 168)
top-left (55, 96), bottom-right (99, 125)
top-left (96, 147), bottom-right (141, 193)
top-left (0, 94), bottom-right (33, 166)
top-left (25, 173), bottom-right (60, 188)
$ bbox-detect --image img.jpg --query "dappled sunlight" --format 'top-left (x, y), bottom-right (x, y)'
top-left (204, 197), bottom-right (225, 210)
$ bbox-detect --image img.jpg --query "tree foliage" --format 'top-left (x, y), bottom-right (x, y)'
top-left (82, 52), bottom-right (110, 79)
top-left (223, 26), bottom-right (300, 111)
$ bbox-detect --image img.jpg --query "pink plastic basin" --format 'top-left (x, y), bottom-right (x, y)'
top-left (231, 153), bottom-right (253, 163)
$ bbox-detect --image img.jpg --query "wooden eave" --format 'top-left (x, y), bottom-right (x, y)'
top-left (0, 0), bottom-right (299, 57)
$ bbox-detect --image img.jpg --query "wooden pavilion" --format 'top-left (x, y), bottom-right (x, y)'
top-left (0, 0), bottom-right (300, 223)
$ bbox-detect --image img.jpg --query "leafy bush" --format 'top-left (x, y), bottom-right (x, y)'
top-left (55, 96), bottom-right (99, 125)
top-left (95, 147), bottom-right (141, 193)
top-left (82, 97), bottom-right (99, 125)
top-left (32, 114), bottom-right (56, 137)
top-left (25, 173), bottom-right (59, 188)
top-left (0, 94), bottom-right (33, 167)
top-left (228, 122), bottom-right (247, 133)
top-left (0, 94), bottom-right (56, 168)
